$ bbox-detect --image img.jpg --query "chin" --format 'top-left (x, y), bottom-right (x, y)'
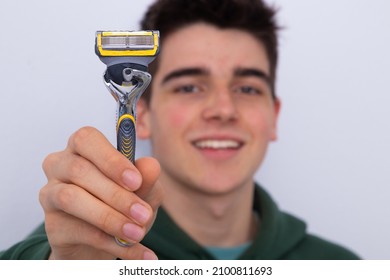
top-left (193, 177), bottom-right (252, 196)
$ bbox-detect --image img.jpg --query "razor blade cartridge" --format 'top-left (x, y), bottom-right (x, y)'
top-left (95, 31), bottom-right (159, 57)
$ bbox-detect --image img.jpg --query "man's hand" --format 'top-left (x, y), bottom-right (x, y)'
top-left (39, 127), bottom-right (163, 260)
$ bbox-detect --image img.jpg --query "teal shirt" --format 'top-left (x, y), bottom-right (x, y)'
top-left (206, 243), bottom-right (252, 260)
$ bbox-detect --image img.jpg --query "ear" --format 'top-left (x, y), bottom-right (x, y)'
top-left (136, 99), bottom-right (152, 139)
top-left (270, 97), bottom-right (281, 141)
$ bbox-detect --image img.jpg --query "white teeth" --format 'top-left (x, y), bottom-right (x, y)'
top-left (194, 140), bottom-right (240, 149)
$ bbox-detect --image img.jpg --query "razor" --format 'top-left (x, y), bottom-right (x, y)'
top-left (95, 30), bottom-right (159, 247)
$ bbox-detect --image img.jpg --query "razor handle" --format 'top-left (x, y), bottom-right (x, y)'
top-left (115, 113), bottom-right (137, 246)
top-left (117, 114), bottom-right (136, 164)
top-left (103, 65), bottom-right (152, 247)
top-left (116, 112), bottom-right (137, 247)
top-left (116, 113), bottom-right (136, 246)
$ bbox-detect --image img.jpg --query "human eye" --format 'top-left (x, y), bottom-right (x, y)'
top-left (173, 84), bottom-right (201, 94)
top-left (234, 85), bottom-right (262, 95)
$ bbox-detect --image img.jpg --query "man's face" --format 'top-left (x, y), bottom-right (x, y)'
top-left (137, 23), bottom-right (280, 195)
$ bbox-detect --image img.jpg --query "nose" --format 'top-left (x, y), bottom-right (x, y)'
top-left (202, 88), bottom-right (238, 122)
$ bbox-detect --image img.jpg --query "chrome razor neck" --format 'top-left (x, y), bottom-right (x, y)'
top-left (103, 67), bottom-right (151, 119)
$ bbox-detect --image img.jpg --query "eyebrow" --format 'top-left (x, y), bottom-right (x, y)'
top-left (160, 66), bottom-right (271, 85)
top-left (234, 67), bottom-right (271, 86)
top-left (161, 67), bottom-right (209, 85)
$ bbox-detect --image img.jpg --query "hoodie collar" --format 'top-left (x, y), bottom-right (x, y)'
top-left (142, 184), bottom-right (307, 260)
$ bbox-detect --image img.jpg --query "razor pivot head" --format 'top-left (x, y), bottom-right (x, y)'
top-left (95, 30), bottom-right (160, 67)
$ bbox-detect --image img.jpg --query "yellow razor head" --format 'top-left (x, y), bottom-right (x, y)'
top-left (96, 30), bottom-right (159, 57)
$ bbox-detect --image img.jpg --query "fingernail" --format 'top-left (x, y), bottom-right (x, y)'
top-left (122, 169), bottom-right (141, 191)
top-left (143, 251), bottom-right (158, 260)
top-left (130, 203), bottom-right (151, 224)
top-left (123, 223), bottom-right (144, 242)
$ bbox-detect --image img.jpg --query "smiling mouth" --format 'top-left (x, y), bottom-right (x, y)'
top-left (193, 139), bottom-right (243, 149)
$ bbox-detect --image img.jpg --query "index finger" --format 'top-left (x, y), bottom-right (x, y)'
top-left (67, 126), bottom-right (142, 191)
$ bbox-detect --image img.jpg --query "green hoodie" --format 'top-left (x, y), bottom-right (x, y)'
top-left (0, 185), bottom-right (359, 260)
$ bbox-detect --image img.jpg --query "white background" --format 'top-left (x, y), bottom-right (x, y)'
top-left (0, 0), bottom-right (389, 259)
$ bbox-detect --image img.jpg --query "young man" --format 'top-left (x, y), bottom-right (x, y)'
top-left (0, 0), bottom-right (359, 260)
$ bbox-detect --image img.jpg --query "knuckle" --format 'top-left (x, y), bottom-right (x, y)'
top-left (109, 188), bottom-right (126, 206)
top-left (96, 210), bottom-right (116, 231)
top-left (54, 185), bottom-right (77, 211)
top-left (38, 185), bottom-right (49, 207)
top-left (102, 152), bottom-right (126, 174)
top-left (67, 156), bottom-right (90, 182)
top-left (42, 152), bottom-right (60, 175)
top-left (68, 126), bottom-right (97, 151)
